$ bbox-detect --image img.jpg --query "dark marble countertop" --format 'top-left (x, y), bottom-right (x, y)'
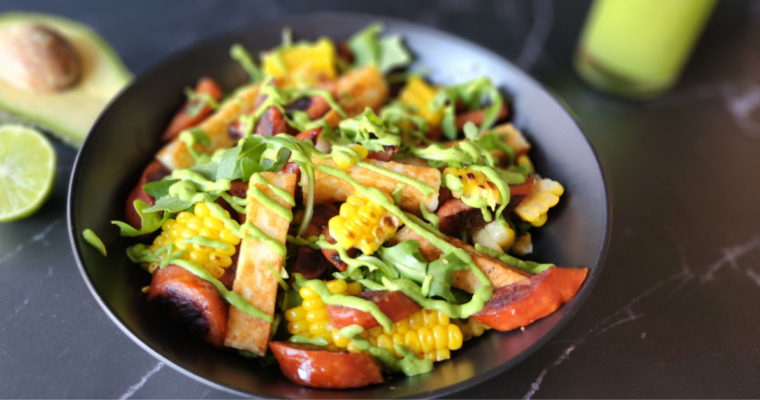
top-left (2, 0), bottom-right (759, 398)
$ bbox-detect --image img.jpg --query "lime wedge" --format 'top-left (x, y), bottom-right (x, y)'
top-left (0, 125), bottom-right (56, 222)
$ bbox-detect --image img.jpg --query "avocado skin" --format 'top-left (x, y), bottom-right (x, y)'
top-left (0, 12), bottom-right (132, 149)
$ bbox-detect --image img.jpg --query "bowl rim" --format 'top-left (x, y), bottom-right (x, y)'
top-left (67, 11), bottom-right (611, 399)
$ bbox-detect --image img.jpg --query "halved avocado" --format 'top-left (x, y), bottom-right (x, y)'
top-left (0, 12), bottom-right (131, 148)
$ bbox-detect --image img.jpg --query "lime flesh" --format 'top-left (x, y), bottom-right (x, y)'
top-left (0, 124), bottom-right (56, 222)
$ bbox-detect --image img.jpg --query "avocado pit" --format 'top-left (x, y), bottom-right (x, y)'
top-left (0, 23), bottom-right (81, 93)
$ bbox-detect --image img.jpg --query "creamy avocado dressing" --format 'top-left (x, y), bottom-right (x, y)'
top-left (205, 201), bottom-right (287, 256)
top-left (288, 334), bottom-right (329, 346)
top-left (339, 325), bottom-right (433, 376)
top-left (182, 236), bottom-right (231, 249)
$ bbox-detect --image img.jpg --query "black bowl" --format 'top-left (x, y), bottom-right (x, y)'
top-left (68, 12), bottom-right (610, 399)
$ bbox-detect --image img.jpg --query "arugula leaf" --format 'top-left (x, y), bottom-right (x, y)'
top-left (435, 77), bottom-right (504, 139)
top-left (378, 241), bottom-right (428, 284)
top-left (216, 145), bottom-right (243, 181)
top-left (427, 253), bottom-right (468, 302)
top-left (143, 196), bottom-right (194, 214)
top-left (240, 158), bottom-right (262, 182)
top-left (335, 108), bottom-right (400, 152)
top-left (112, 200), bottom-right (170, 237)
top-left (142, 179), bottom-right (175, 200)
top-left (188, 161), bottom-right (219, 181)
top-left (348, 23), bottom-right (412, 74)
top-left (230, 43), bottom-right (263, 83)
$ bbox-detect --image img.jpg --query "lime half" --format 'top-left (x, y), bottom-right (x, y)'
top-left (0, 125), bottom-right (56, 222)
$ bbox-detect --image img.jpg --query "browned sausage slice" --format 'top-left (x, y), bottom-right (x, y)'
top-left (327, 290), bottom-right (421, 329)
top-left (148, 264), bottom-right (229, 348)
top-left (124, 160), bottom-right (171, 230)
top-left (269, 341), bottom-right (384, 388)
top-left (255, 106), bottom-right (287, 137)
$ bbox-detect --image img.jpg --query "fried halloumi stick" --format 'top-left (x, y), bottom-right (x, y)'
top-left (392, 226), bottom-right (529, 293)
top-left (224, 172), bottom-right (296, 355)
top-left (441, 123), bottom-right (531, 165)
top-left (336, 65), bottom-right (388, 117)
top-left (156, 84), bottom-right (260, 170)
top-left (309, 158), bottom-right (441, 215)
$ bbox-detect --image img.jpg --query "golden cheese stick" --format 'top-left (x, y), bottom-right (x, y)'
top-left (156, 84), bottom-right (260, 170)
top-left (224, 172), bottom-right (296, 355)
top-left (392, 226), bottom-right (529, 293)
top-left (336, 64), bottom-right (388, 117)
top-left (308, 157), bottom-right (441, 215)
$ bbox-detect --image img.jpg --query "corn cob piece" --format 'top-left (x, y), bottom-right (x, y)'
top-left (399, 76), bottom-right (443, 127)
top-left (224, 172), bottom-right (296, 355)
top-left (263, 38), bottom-right (337, 88)
top-left (443, 167), bottom-right (501, 210)
top-left (453, 318), bottom-right (490, 341)
top-left (328, 191), bottom-right (400, 255)
top-left (285, 280), bottom-right (464, 362)
top-left (490, 123), bottom-right (531, 158)
top-left (511, 233), bottom-right (533, 256)
top-left (471, 219), bottom-right (515, 252)
top-left (145, 203), bottom-right (240, 277)
top-left (332, 144), bottom-right (369, 169)
top-left (514, 178), bottom-right (564, 227)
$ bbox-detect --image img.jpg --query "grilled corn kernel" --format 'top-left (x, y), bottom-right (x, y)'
top-left (447, 324), bottom-right (463, 350)
top-left (147, 206), bottom-right (238, 278)
top-left (472, 219), bottom-right (516, 252)
top-left (514, 178), bottom-right (564, 226)
top-left (332, 328), bottom-right (352, 348)
top-left (377, 334), bottom-right (394, 351)
top-left (409, 311), bottom-right (424, 330)
top-left (306, 308), bottom-right (329, 323)
top-left (287, 319), bottom-right (310, 335)
top-left (347, 340), bottom-right (362, 353)
top-left (333, 144), bottom-right (369, 168)
top-left (443, 167), bottom-right (501, 210)
top-left (369, 326), bottom-right (384, 337)
top-left (418, 327), bottom-right (435, 353)
top-left (309, 320), bottom-right (330, 335)
top-left (299, 286), bottom-right (320, 300)
top-left (404, 331), bottom-right (422, 354)
top-left (432, 325), bottom-right (449, 350)
top-left (328, 191), bottom-right (399, 255)
top-left (395, 319), bottom-right (410, 334)
top-left (434, 349), bottom-right (451, 362)
top-left (262, 38), bottom-right (337, 88)
top-left (423, 309), bottom-right (439, 327)
top-left (346, 281), bottom-right (363, 295)
top-left (302, 297), bottom-right (325, 311)
top-left (511, 233), bottom-right (533, 256)
top-left (285, 306), bottom-right (306, 322)
top-left (399, 76), bottom-right (443, 127)
top-left (326, 279), bottom-right (348, 295)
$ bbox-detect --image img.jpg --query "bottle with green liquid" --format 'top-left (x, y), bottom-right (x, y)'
top-left (575, 0), bottom-right (717, 99)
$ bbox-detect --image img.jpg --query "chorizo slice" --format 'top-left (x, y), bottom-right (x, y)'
top-left (124, 160), bottom-right (171, 230)
top-left (148, 264), bottom-right (229, 348)
top-left (269, 341), bottom-right (384, 388)
top-left (320, 224), bottom-right (360, 272)
top-left (436, 198), bottom-right (488, 235)
top-left (327, 290), bottom-right (421, 330)
top-left (366, 145), bottom-right (399, 162)
top-left (471, 266), bottom-right (588, 331)
top-left (290, 203), bottom-right (340, 281)
top-left (162, 77), bottom-right (223, 142)
top-left (254, 106), bottom-right (288, 137)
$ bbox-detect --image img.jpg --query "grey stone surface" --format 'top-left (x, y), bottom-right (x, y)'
top-left (1, 0), bottom-right (759, 398)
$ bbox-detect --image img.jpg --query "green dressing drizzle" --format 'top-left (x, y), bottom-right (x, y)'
top-left (338, 325), bottom-right (433, 376)
top-left (82, 229), bottom-right (107, 256)
top-left (182, 236), bottom-right (231, 250)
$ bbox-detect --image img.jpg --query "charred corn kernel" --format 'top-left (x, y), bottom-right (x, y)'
top-left (399, 76), bottom-right (443, 127)
top-left (326, 279), bottom-right (348, 295)
top-left (418, 327), bottom-right (435, 353)
top-left (404, 331), bottom-right (421, 354)
top-left (306, 308), bottom-right (329, 323)
top-left (328, 191), bottom-right (399, 255)
top-left (147, 208), bottom-right (238, 278)
top-left (511, 233), bottom-right (533, 256)
top-left (332, 328), bottom-right (352, 348)
top-left (444, 167), bottom-right (501, 209)
top-left (347, 340), bottom-right (362, 353)
top-left (299, 286), bottom-right (320, 300)
top-left (409, 311), bottom-right (424, 330)
top-left (346, 281), bottom-right (363, 295)
top-left (432, 325), bottom-right (449, 350)
top-left (454, 320), bottom-right (472, 341)
top-left (287, 319), bottom-right (310, 335)
top-left (466, 319), bottom-right (486, 337)
top-left (423, 309), bottom-right (439, 327)
top-left (262, 38), bottom-right (337, 88)
top-left (302, 297), bottom-right (325, 311)
top-left (285, 306), bottom-right (306, 322)
top-left (309, 320), bottom-right (330, 335)
top-left (194, 202), bottom-right (209, 217)
top-left (514, 178), bottom-right (564, 226)
top-left (472, 219), bottom-right (515, 251)
top-left (395, 318), bottom-right (410, 334)
top-left (447, 324), bottom-right (463, 350)
top-left (369, 326), bottom-right (384, 337)
top-left (434, 349), bottom-right (451, 362)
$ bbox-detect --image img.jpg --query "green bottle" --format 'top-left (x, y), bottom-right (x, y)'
top-left (575, 0), bottom-right (717, 99)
